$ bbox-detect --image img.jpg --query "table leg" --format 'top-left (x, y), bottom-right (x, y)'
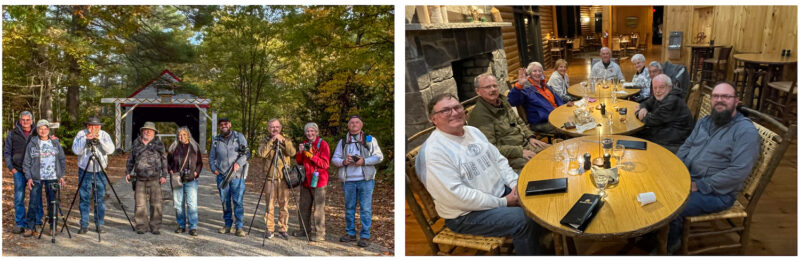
top-left (657, 224), bottom-right (669, 255)
top-left (743, 63), bottom-right (758, 108)
top-left (565, 236), bottom-right (578, 255)
top-left (553, 233), bottom-right (565, 255)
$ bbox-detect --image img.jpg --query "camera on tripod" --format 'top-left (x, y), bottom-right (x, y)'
top-left (237, 145), bottom-right (249, 155)
top-left (48, 182), bottom-right (60, 191)
top-left (86, 138), bottom-right (99, 147)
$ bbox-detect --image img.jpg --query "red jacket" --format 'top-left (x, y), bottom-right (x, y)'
top-left (296, 137), bottom-right (330, 188)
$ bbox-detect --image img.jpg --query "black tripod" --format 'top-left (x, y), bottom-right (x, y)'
top-left (37, 181), bottom-right (71, 243)
top-left (60, 139), bottom-right (135, 241)
top-left (247, 140), bottom-right (310, 246)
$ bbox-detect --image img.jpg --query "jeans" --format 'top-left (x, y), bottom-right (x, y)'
top-left (343, 179), bottom-right (374, 239)
top-left (14, 171), bottom-right (40, 228)
top-left (174, 180), bottom-right (199, 230)
top-left (216, 174), bottom-right (245, 229)
top-left (79, 169), bottom-right (107, 228)
top-left (445, 206), bottom-right (542, 255)
top-left (26, 180), bottom-right (57, 229)
top-left (668, 191), bottom-right (735, 249)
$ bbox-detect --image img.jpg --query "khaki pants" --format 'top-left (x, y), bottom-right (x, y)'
top-left (299, 186), bottom-right (326, 239)
top-left (134, 179), bottom-right (162, 232)
top-left (263, 179), bottom-right (290, 233)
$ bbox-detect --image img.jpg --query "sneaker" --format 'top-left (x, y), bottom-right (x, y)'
top-left (340, 234), bottom-right (357, 242)
top-left (218, 226), bottom-right (232, 234)
top-left (277, 231), bottom-right (289, 240)
top-left (292, 231), bottom-right (307, 238)
top-left (265, 231), bottom-right (274, 239)
top-left (152, 230), bottom-right (161, 235)
top-left (78, 227), bottom-right (88, 234)
top-left (188, 229), bottom-right (197, 236)
top-left (175, 227), bottom-right (185, 233)
top-left (235, 228), bottom-right (246, 237)
top-left (12, 226), bottom-right (24, 234)
top-left (22, 228), bottom-right (34, 237)
top-left (357, 238), bottom-right (370, 247)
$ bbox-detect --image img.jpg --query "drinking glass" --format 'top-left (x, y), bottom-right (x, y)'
top-left (613, 144), bottom-right (626, 164)
top-left (601, 138), bottom-right (613, 156)
top-left (553, 142), bottom-right (565, 161)
top-left (569, 155), bottom-right (585, 176)
top-left (566, 142), bottom-right (578, 161)
top-left (594, 173), bottom-right (609, 199)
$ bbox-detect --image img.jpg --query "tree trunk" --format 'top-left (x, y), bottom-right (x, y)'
top-left (66, 5), bottom-right (88, 122)
top-left (39, 73), bottom-right (54, 121)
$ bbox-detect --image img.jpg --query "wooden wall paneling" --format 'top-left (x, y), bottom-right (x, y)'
top-left (762, 5), bottom-right (797, 55)
top-left (662, 6), bottom-right (693, 64)
top-left (580, 6), bottom-right (591, 35)
top-left (737, 6), bottom-right (769, 53)
top-left (541, 6), bottom-right (555, 69)
top-left (498, 6), bottom-right (521, 83)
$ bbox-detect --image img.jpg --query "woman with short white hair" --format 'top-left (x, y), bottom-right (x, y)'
top-left (295, 122), bottom-right (330, 241)
top-left (631, 54), bottom-right (651, 101)
top-left (509, 62), bottom-right (565, 134)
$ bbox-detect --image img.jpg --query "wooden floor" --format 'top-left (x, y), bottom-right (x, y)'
top-left (405, 46), bottom-right (798, 255)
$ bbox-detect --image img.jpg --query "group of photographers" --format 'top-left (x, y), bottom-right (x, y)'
top-left (4, 112), bottom-right (384, 248)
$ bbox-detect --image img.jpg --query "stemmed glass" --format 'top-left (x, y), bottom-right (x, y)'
top-left (613, 144), bottom-right (626, 164)
top-left (566, 142), bottom-right (580, 175)
top-left (593, 172), bottom-right (609, 199)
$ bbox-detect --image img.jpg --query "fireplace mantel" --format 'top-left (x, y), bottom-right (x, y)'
top-left (405, 22), bottom-right (512, 31)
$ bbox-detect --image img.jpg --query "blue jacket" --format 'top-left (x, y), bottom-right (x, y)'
top-left (209, 131), bottom-right (250, 179)
top-left (508, 81), bottom-right (565, 125)
top-left (676, 111), bottom-right (760, 197)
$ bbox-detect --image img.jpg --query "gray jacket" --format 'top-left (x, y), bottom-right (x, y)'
top-left (331, 133), bottom-right (384, 182)
top-left (209, 131), bottom-right (249, 179)
top-left (23, 139), bottom-right (66, 181)
top-left (676, 111), bottom-right (760, 197)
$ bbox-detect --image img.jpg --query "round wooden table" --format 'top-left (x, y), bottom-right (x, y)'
top-left (548, 98), bottom-right (644, 137)
top-left (732, 53), bottom-right (797, 110)
top-left (567, 82), bottom-right (640, 99)
top-left (518, 135), bottom-right (691, 254)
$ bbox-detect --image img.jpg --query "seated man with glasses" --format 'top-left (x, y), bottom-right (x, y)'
top-left (468, 72), bottom-right (550, 171)
top-left (415, 93), bottom-right (543, 255)
top-left (634, 74), bottom-right (693, 153)
top-left (665, 81), bottom-right (760, 254)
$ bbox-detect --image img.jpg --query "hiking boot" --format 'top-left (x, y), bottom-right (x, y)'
top-left (265, 231), bottom-right (274, 239)
top-left (292, 231), bottom-right (307, 238)
top-left (188, 229), bottom-right (197, 236)
top-left (137, 230), bottom-right (145, 234)
top-left (277, 231), bottom-right (289, 240)
top-left (22, 228), bottom-right (35, 237)
top-left (175, 227), bottom-right (185, 233)
top-left (152, 230), bottom-right (161, 235)
top-left (340, 234), bottom-right (357, 242)
top-left (78, 227), bottom-right (88, 234)
top-left (218, 226), bottom-right (232, 234)
top-left (235, 228), bottom-right (246, 237)
top-left (97, 227), bottom-right (107, 234)
top-left (357, 238), bottom-right (370, 247)
top-left (12, 226), bottom-right (24, 234)
top-left (310, 236), bottom-right (326, 242)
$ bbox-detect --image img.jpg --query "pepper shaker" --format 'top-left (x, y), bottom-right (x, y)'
top-left (583, 153), bottom-right (592, 171)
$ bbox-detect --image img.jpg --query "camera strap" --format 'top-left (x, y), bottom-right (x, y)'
top-left (178, 146), bottom-right (190, 176)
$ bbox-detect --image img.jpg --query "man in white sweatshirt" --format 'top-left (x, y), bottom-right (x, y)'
top-left (415, 93), bottom-right (542, 255)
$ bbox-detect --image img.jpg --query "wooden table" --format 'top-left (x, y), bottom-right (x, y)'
top-left (732, 53), bottom-right (797, 110)
top-left (567, 83), bottom-right (640, 99)
top-left (518, 135), bottom-right (691, 255)
top-left (686, 44), bottom-right (724, 81)
top-left (548, 98), bottom-right (644, 137)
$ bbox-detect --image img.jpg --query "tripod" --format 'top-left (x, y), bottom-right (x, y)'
top-left (60, 140), bottom-right (135, 241)
top-left (37, 181), bottom-right (71, 243)
top-left (247, 139), bottom-right (310, 246)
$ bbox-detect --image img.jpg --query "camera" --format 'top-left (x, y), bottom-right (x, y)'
top-left (350, 155), bottom-right (361, 163)
top-left (303, 143), bottom-right (311, 151)
top-left (86, 138), bottom-right (99, 147)
top-left (237, 145), bottom-right (248, 153)
top-left (48, 182), bottom-right (60, 191)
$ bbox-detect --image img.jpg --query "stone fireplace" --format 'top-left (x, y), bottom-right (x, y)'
top-left (406, 24), bottom-right (511, 147)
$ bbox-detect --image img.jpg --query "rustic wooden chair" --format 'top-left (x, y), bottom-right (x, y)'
top-left (406, 144), bottom-right (510, 255)
top-left (693, 85), bottom-right (713, 120)
top-left (701, 46), bottom-right (733, 85)
top-left (760, 79), bottom-right (797, 125)
top-left (611, 37), bottom-right (622, 57)
top-left (680, 107), bottom-right (796, 255)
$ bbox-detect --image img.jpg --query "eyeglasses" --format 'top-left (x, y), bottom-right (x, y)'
top-left (711, 94), bottom-right (736, 100)
top-left (479, 84), bottom-right (499, 90)
top-left (433, 104), bottom-right (465, 116)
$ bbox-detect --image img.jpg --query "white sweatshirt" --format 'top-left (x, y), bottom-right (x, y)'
top-left (415, 126), bottom-right (519, 219)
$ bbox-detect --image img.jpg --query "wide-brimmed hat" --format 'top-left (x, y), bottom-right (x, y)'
top-left (85, 116), bottom-right (102, 126)
top-left (140, 122), bottom-right (158, 133)
top-left (36, 119), bottom-right (50, 129)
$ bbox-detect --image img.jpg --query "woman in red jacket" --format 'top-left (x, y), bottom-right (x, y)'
top-left (295, 122), bottom-right (330, 241)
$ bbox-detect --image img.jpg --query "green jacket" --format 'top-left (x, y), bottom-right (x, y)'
top-left (467, 94), bottom-right (535, 161)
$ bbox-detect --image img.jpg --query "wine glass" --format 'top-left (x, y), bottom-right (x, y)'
top-left (594, 172), bottom-right (609, 199)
